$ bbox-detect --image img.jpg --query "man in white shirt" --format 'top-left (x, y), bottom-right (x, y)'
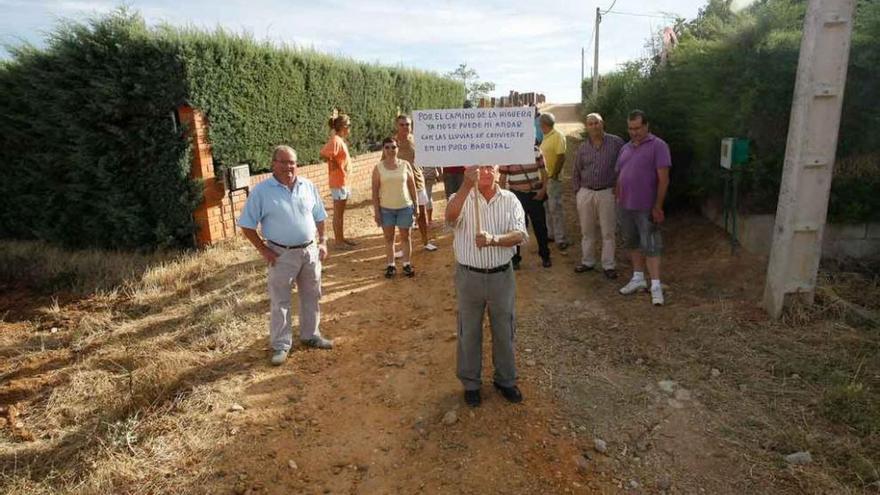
top-left (446, 166), bottom-right (528, 407)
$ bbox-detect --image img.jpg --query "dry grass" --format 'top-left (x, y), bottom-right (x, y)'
top-left (0, 238), bottom-right (265, 494)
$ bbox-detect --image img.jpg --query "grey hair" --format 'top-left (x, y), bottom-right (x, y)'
top-left (585, 112), bottom-right (604, 124)
top-left (539, 112), bottom-right (555, 127)
top-left (272, 145), bottom-right (297, 161)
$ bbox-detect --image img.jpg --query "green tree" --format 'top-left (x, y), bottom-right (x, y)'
top-left (445, 63), bottom-right (496, 103)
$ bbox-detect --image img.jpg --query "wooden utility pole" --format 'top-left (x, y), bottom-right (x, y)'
top-left (763, 0), bottom-right (856, 318)
top-left (592, 7), bottom-right (600, 98)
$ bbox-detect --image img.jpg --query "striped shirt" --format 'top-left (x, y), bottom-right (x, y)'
top-left (451, 187), bottom-right (528, 269)
top-left (572, 133), bottom-right (624, 192)
top-left (499, 146), bottom-right (546, 192)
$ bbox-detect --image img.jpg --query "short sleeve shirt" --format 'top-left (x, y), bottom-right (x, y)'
top-left (321, 135), bottom-right (350, 188)
top-left (237, 176), bottom-right (328, 245)
top-left (615, 134), bottom-right (672, 211)
top-left (540, 128), bottom-right (566, 177)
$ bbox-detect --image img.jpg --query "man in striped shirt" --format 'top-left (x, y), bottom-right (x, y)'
top-left (499, 146), bottom-right (551, 269)
top-left (446, 166), bottom-right (528, 407)
top-left (572, 112), bottom-right (625, 279)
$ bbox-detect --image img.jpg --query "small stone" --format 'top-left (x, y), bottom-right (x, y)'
top-left (657, 380), bottom-right (676, 394)
top-left (442, 410), bottom-right (458, 426)
top-left (573, 455), bottom-right (590, 473)
top-left (629, 480), bottom-right (640, 489)
top-left (791, 373), bottom-right (801, 380)
top-left (525, 348), bottom-right (533, 353)
top-left (635, 358), bottom-right (644, 365)
top-left (526, 359), bottom-right (537, 367)
top-left (50, 327), bottom-right (59, 334)
top-left (784, 451), bottom-right (812, 465)
top-left (673, 388), bottom-right (691, 401)
top-left (229, 403), bottom-right (245, 412)
top-left (710, 368), bottom-right (721, 378)
top-left (667, 398), bottom-right (684, 409)
top-left (593, 438), bottom-right (607, 454)
top-left (288, 460), bottom-right (298, 470)
top-left (656, 474), bottom-right (672, 490)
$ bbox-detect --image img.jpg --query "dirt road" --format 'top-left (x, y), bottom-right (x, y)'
top-left (3, 103), bottom-right (875, 495)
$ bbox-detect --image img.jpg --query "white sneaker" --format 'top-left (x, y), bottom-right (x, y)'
top-left (651, 285), bottom-right (665, 306)
top-left (424, 242), bottom-right (438, 252)
top-left (394, 250), bottom-right (404, 259)
top-left (619, 278), bottom-right (648, 295)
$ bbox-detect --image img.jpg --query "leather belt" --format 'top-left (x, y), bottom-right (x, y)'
top-left (269, 239), bottom-right (313, 250)
top-left (460, 262), bottom-right (510, 274)
top-left (586, 186), bottom-right (612, 191)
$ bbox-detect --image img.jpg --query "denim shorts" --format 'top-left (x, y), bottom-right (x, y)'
top-left (381, 206), bottom-right (414, 228)
top-left (330, 187), bottom-right (351, 201)
top-left (619, 209), bottom-right (663, 256)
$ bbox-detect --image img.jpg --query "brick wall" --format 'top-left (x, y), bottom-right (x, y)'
top-left (179, 104), bottom-right (383, 247)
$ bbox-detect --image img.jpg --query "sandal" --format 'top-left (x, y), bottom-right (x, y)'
top-left (384, 265), bottom-right (396, 278)
top-left (403, 264), bottom-right (415, 278)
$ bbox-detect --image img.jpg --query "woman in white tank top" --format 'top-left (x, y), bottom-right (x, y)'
top-left (372, 137), bottom-right (418, 278)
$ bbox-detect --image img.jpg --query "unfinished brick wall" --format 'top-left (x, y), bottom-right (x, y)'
top-left (179, 105), bottom-right (383, 247)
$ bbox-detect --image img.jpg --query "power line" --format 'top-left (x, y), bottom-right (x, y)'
top-left (601, 0), bottom-right (619, 15)
top-left (604, 10), bottom-right (678, 20)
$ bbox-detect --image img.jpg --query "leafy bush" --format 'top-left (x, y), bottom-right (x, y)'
top-left (0, 10), bottom-right (462, 249)
top-left (582, 0), bottom-right (880, 222)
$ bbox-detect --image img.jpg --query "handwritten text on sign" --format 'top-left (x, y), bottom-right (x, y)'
top-left (413, 108), bottom-right (535, 167)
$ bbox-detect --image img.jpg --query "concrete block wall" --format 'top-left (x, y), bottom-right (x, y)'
top-left (702, 198), bottom-right (880, 260)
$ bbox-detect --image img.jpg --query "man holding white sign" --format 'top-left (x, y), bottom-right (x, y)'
top-left (446, 165), bottom-right (527, 407)
top-left (415, 107), bottom-right (534, 406)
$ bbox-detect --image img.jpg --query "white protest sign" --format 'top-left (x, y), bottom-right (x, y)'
top-left (413, 108), bottom-right (535, 167)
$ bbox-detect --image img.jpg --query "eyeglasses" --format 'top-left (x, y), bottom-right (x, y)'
top-left (384, 145), bottom-right (398, 150)
top-left (273, 160), bottom-right (296, 166)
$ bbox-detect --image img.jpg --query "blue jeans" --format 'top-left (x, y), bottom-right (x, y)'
top-left (381, 206), bottom-right (414, 228)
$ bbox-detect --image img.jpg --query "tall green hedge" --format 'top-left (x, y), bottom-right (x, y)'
top-left (582, 0), bottom-right (880, 223)
top-left (0, 10), bottom-right (462, 249)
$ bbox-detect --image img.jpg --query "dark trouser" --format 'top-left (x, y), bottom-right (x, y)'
top-left (511, 189), bottom-right (550, 263)
top-left (455, 264), bottom-right (517, 390)
top-left (443, 171), bottom-right (465, 200)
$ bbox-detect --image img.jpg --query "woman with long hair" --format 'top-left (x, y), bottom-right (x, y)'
top-left (320, 112), bottom-right (356, 248)
top-left (372, 137), bottom-right (418, 278)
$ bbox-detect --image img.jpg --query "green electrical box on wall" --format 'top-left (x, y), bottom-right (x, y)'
top-left (720, 137), bottom-right (750, 169)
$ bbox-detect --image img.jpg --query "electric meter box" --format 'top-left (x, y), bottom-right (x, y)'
top-left (720, 138), bottom-right (749, 169)
top-left (227, 164), bottom-right (250, 191)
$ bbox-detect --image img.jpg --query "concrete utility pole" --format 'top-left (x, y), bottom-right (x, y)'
top-left (592, 7), bottom-right (600, 98)
top-left (763, 0), bottom-right (856, 319)
top-left (581, 47), bottom-right (585, 83)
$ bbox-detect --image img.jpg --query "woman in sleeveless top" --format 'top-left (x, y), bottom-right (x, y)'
top-left (372, 137), bottom-right (417, 278)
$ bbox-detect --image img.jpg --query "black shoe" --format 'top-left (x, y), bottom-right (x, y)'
top-left (542, 258), bottom-right (552, 268)
top-left (493, 382), bottom-right (523, 403)
top-left (464, 389), bottom-right (481, 407)
top-left (574, 264), bottom-right (594, 273)
top-left (512, 260), bottom-right (521, 271)
top-left (403, 264), bottom-right (415, 277)
top-left (384, 265), bottom-right (396, 278)
top-left (603, 268), bottom-right (618, 279)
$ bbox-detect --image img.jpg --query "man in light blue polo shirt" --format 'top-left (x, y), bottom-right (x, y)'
top-left (238, 145), bottom-right (333, 366)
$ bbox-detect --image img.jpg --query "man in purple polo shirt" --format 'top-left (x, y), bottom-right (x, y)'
top-left (615, 110), bottom-right (671, 306)
top-left (572, 112), bottom-right (624, 279)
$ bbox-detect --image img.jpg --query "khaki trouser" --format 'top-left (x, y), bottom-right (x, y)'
top-left (267, 243), bottom-right (323, 352)
top-left (576, 188), bottom-right (617, 269)
top-left (544, 178), bottom-right (567, 243)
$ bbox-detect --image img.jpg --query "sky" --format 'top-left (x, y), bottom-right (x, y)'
top-left (0, 0), bottom-right (709, 103)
